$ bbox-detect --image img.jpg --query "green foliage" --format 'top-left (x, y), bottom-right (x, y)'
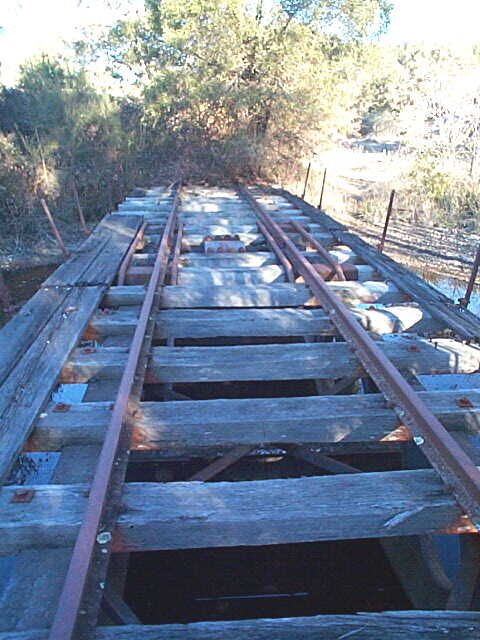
top-left (0, 55), bottom-right (149, 241)
top-left (407, 158), bottom-right (480, 227)
top-left (97, 0), bottom-right (391, 180)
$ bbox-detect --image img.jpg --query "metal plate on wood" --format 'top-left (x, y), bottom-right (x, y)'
top-left (203, 235), bottom-right (245, 254)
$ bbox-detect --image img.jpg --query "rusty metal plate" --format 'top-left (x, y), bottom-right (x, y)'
top-left (203, 234), bottom-right (245, 254)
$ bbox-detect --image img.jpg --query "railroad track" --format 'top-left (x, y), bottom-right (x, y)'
top-left (1, 182), bottom-right (480, 637)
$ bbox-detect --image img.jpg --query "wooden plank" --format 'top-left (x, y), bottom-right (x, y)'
top-left (170, 253), bottom-right (278, 267)
top-left (61, 338), bottom-right (480, 384)
top-left (125, 265), bottom-right (290, 286)
top-left (89, 308), bottom-right (333, 339)
top-left (89, 305), bottom-right (437, 340)
top-left (29, 389), bottom-right (480, 452)
top-left (176, 265), bottom-right (286, 285)
top-left (42, 215), bottom-right (142, 287)
top-left (0, 445), bottom-right (100, 631)
top-left (162, 283), bottom-right (317, 308)
top-left (0, 468), bottom-right (471, 555)
top-left (103, 284), bottom-right (316, 308)
top-left (0, 287), bottom-right (68, 387)
top-left (101, 586), bottom-right (141, 625)
top-left (188, 445), bottom-right (253, 481)
top-left (0, 611), bottom-right (479, 639)
top-left (0, 286), bottom-right (104, 481)
top-left (160, 281), bottom-right (406, 309)
top-left (103, 286), bottom-right (146, 307)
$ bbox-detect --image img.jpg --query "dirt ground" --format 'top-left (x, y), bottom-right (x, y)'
top-left (292, 143), bottom-right (479, 284)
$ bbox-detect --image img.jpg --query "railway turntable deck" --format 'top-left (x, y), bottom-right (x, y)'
top-left (1, 182), bottom-right (480, 638)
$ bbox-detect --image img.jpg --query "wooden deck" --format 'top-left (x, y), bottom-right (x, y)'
top-left (0, 184), bottom-right (479, 636)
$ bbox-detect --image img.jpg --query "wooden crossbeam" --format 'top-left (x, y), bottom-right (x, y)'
top-left (29, 389), bottom-right (480, 453)
top-left (101, 587), bottom-right (140, 625)
top-left (0, 611), bottom-right (479, 639)
top-left (291, 447), bottom-right (362, 474)
top-left (61, 338), bottom-right (480, 384)
top-left (89, 308), bottom-right (334, 339)
top-left (0, 469), bottom-right (473, 555)
top-left (188, 445), bottom-right (253, 481)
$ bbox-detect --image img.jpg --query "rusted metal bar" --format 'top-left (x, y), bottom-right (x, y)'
top-left (72, 181), bottom-right (90, 236)
top-left (459, 243), bottom-right (480, 308)
top-left (241, 184), bottom-right (480, 528)
top-left (256, 218), bottom-right (295, 282)
top-left (301, 162), bottom-right (311, 200)
top-left (117, 221), bottom-right (147, 286)
top-left (49, 185), bottom-right (182, 640)
top-left (318, 168), bottom-right (327, 210)
top-left (169, 219), bottom-right (184, 285)
top-left (289, 219), bottom-right (346, 281)
top-left (40, 198), bottom-right (69, 259)
top-left (378, 189), bottom-right (396, 253)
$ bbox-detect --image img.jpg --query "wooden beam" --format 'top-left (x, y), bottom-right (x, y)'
top-left (61, 338), bottom-right (480, 384)
top-left (89, 308), bottom-right (334, 339)
top-left (188, 445), bottom-right (253, 481)
top-left (89, 305), bottom-right (436, 340)
top-left (101, 587), bottom-right (140, 625)
top-left (29, 389), bottom-right (480, 452)
top-left (0, 469), bottom-right (473, 555)
top-left (291, 447), bottom-right (362, 474)
top-left (447, 534), bottom-right (480, 609)
top-left (42, 215), bottom-right (142, 288)
top-left (160, 284), bottom-right (316, 308)
top-left (0, 286), bottom-right (104, 481)
top-left (0, 286), bottom-right (69, 387)
top-left (0, 611), bottom-right (479, 639)
top-left (176, 265), bottom-right (286, 286)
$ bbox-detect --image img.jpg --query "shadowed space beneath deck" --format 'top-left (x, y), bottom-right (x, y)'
top-left (124, 540), bottom-right (412, 624)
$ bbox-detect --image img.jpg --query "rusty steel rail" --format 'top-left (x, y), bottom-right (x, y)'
top-left (289, 219), bottom-right (346, 281)
top-left (49, 184), bottom-right (182, 639)
top-left (240, 184), bottom-right (480, 528)
top-left (257, 218), bottom-right (295, 282)
top-left (117, 221), bottom-right (147, 285)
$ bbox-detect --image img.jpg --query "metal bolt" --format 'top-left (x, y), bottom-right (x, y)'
top-left (96, 531), bottom-right (112, 545)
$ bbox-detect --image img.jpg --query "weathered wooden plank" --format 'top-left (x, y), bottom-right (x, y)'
top-left (42, 215), bottom-right (142, 287)
top-left (29, 389), bottom-right (480, 452)
top-left (61, 338), bottom-right (480, 384)
top-left (89, 304), bottom-right (436, 340)
top-left (159, 281), bottom-right (406, 309)
top-left (105, 282), bottom-right (400, 309)
top-left (0, 468), bottom-right (470, 555)
top-left (160, 284), bottom-right (316, 308)
top-left (89, 308), bottom-right (333, 339)
top-left (103, 286), bottom-right (146, 307)
top-left (125, 265), bottom-right (289, 286)
top-left (0, 286), bottom-right (104, 481)
top-left (0, 444), bottom-right (101, 631)
top-left (176, 265), bottom-right (286, 285)
top-left (0, 287), bottom-right (68, 387)
top-left (1, 611), bottom-right (479, 639)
